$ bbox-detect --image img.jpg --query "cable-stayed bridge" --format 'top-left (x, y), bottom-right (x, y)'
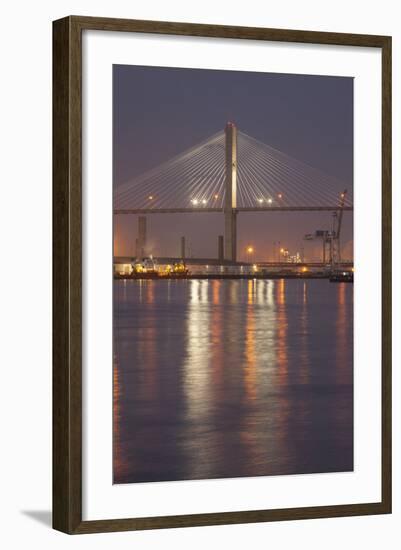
top-left (114, 122), bottom-right (353, 262)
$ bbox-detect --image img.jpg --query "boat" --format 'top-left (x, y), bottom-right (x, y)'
top-left (129, 257), bottom-right (190, 279)
top-left (169, 261), bottom-right (189, 278)
top-left (329, 270), bottom-right (353, 283)
top-left (131, 256), bottom-right (159, 278)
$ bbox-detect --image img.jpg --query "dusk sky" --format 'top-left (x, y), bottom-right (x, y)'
top-left (113, 65), bottom-right (353, 261)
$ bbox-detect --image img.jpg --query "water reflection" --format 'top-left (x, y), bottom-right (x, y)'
top-left (299, 282), bottom-right (310, 384)
top-left (113, 354), bottom-right (125, 480)
top-left (182, 280), bottom-right (214, 479)
top-left (244, 288), bottom-right (257, 401)
top-left (113, 278), bottom-right (353, 483)
top-left (276, 279), bottom-right (288, 383)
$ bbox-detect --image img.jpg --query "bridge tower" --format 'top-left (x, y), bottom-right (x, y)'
top-left (136, 216), bottom-right (147, 258)
top-left (224, 122), bottom-right (238, 261)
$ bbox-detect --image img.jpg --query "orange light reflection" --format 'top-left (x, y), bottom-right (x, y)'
top-left (276, 279), bottom-right (288, 382)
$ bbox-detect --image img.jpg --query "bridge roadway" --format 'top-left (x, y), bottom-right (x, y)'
top-left (115, 256), bottom-right (353, 268)
top-left (114, 206), bottom-right (353, 215)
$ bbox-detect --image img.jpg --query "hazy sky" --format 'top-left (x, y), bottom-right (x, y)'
top-left (113, 65), bottom-right (353, 261)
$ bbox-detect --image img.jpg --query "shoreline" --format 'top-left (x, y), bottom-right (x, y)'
top-left (114, 272), bottom-right (353, 282)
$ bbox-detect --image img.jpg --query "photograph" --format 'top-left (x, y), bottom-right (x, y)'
top-left (112, 64), bottom-right (354, 485)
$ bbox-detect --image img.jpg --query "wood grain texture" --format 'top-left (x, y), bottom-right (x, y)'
top-left (52, 15), bottom-right (392, 534)
top-left (70, 15), bottom-right (388, 47)
top-left (381, 36), bottom-right (392, 514)
top-left (52, 16), bottom-right (82, 534)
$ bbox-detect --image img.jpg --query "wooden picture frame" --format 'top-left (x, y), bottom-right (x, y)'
top-left (53, 15), bottom-right (392, 534)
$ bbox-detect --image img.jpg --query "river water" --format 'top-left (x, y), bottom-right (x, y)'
top-left (113, 278), bottom-right (353, 484)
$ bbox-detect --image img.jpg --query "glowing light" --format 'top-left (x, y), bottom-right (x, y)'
top-left (258, 198), bottom-right (264, 203)
top-left (148, 195), bottom-right (153, 200)
top-left (267, 198), bottom-right (273, 204)
top-left (247, 246), bottom-right (254, 254)
top-left (214, 194), bottom-right (219, 199)
top-left (301, 266), bottom-right (308, 273)
top-left (280, 248), bottom-right (285, 254)
top-left (202, 199), bottom-right (207, 204)
top-left (277, 193), bottom-right (283, 199)
top-left (191, 199), bottom-right (199, 205)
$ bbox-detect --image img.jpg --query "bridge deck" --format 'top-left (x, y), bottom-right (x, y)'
top-left (114, 256), bottom-right (353, 267)
top-left (114, 206), bottom-right (353, 215)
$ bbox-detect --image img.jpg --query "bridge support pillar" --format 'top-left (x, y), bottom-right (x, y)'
top-left (181, 236), bottom-right (186, 260)
top-left (224, 210), bottom-right (237, 262)
top-left (218, 235), bottom-right (224, 262)
top-left (136, 216), bottom-right (147, 258)
top-left (224, 122), bottom-right (238, 262)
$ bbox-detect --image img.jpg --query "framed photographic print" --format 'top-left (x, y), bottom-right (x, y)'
top-left (53, 16), bottom-right (392, 534)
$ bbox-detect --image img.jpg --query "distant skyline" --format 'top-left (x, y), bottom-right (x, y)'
top-left (113, 65), bottom-right (353, 261)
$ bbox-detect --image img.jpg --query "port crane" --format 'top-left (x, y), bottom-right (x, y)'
top-left (304, 190), bottom-right (348, 266)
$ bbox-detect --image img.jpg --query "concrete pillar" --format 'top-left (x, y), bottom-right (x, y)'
top-left (136, 216), bottom-right (147, 258)
top-left (224, 211), bottom-right (237, 262)
top-left (218, 235), bottom-right (224, 261)
top-left (224, 122), bottom-right (237, 262)
top-left (181, 236), bottom-right (186, 260)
